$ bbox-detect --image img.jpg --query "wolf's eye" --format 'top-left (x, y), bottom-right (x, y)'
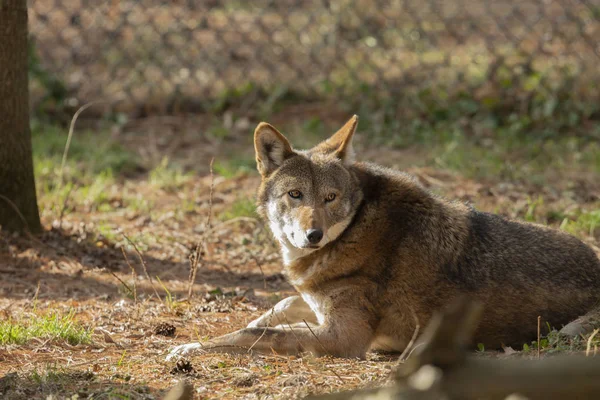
top-left (325, 193), bottom-right (336, 202)
top-left (288, 190), bottom-right (302, 199)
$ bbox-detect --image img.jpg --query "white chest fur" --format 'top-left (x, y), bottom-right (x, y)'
top-left (279, 241), bottom-right (314, 266)
top-left (301, 292), bottom-right (327, 325)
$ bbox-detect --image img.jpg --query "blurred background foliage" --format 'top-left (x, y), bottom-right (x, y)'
top-left (28, 0), bottom-right (600, 139)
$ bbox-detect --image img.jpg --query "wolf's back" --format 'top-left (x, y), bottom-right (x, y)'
top-left (449, 210), bottom-right (600, 346)
top-left (445, 210), bottom-right (600, 289)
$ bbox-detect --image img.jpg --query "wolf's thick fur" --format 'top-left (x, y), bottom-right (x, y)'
top-left (168, 116), bottom-right (600, 360)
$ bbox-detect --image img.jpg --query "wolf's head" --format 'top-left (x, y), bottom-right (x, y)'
top-left (254, 116), bottom-right (363, 265)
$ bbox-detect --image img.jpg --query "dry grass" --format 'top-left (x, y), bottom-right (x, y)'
top-left (1, 109), bottom-right (599, 399)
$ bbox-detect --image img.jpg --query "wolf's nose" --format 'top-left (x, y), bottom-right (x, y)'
top-left (306, 229), bottom-right (323, 244)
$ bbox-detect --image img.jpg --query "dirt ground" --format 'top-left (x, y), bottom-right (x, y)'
top-left (1, 113), bottom-right (599, 399)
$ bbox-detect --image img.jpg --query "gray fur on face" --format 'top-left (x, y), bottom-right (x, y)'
top-left (261, 153), bottom-right (362, 264)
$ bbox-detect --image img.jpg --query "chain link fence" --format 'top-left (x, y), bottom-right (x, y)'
top-left (28, 0), bottom-right (600, 117)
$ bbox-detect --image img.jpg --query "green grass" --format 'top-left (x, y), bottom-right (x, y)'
top-left (149, 157), bottom-right (193, 192)
top-left (563, 209), bottom-right (600, 238)
top-left (524, 196), bottom-right (545, 223)
top-left (29, 367), bottom-right (95, 386)
top-left (32, 122), bottom-right (141, 217)
top-left (490, 193), bottom-right (599, 240)
top-left (516, 200), bottom-right (600, 239)
top-left (423, 126), bottom-right (600, 182)
top-left (250, 103), bottom-right (600, 184)
top-left (213, 157), bottom-right (256, 178)
top-left (97, 222), bottom-right (120, 243)
top-left (156, 276), bottom-right (181, 312)
top-left (0, 310), bottom-right (92, 346)
top-left (36, 168), bottom-right (117, 215)
top-left (521, 327), bottom-right (600, 355)
top-left (122, 194), bottom-right (154, 214)
top-left (219, 198), bottom-right (258, 221)
top-left (31, 121), bottom-right (139, 177)
top-left (29, 104), bottom-right (600, 244)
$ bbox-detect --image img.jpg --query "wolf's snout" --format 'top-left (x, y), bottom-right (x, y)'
top-left (306, 229), bottom-right (323, 244)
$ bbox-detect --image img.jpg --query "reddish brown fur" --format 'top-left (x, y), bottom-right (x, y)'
top-left (168, 116), bottom-right (600, 361)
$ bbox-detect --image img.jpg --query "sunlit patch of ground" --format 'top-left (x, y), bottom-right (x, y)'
top-left (1, 111), bottom-right (599, 399)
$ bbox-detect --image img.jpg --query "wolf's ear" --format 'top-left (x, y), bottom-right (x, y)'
top-left (254, 122), bottom-right (295, 177)
top-left (322, 115), bottom-right (358, 165)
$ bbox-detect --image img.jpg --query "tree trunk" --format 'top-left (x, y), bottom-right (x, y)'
top-left (0, 0), bottom-right (42, 233)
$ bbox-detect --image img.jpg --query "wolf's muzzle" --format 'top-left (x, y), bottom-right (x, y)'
top-left (306, 229), bottom-right (323, 244)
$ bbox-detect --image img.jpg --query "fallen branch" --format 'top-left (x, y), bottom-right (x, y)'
top-left (309, 297), bottom-right (600, 400)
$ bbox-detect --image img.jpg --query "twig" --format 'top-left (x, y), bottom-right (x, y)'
top-left (280, 314), bottom-right (305, 349)
top-left (57, 100), bottom-right (103, 196)
top-left (248, 308), bottom-right (274, 352)
top-left (251, 254), bottom-right (267, 290)
top-left (211, 260), bottom-right (235, 275)
top-left (0, 233), bottom-right (13, 257)
top-left (31, 281), bottom-right (41, 312)
top-left (0, 194), bottom-right (50, 250)
top-left (399, 307), bottom-right (421, 363)
top-left (0, 194), bottom-right (30, 231)
top-left (203, 217), bottom-right (260, 237)
top-left (302, 319), bottom-right (345, 385)
top-left (52, 95), bottom-right (123, 219)
top-left (121, 247), bottom-right (137, 304)
top-left (188, 157), bottom-right (215, 298)
top-left (108, 270), bottom-right (134, 298)
top-left (302, 319), bottom-right (328, 355)
top-left (537, 316), bottom-right (541, 359)
top-left (57, 183), bottom-right (77, 230)
top-left (403, 342), bottom-right (426, 362)
top-left (278, 314), bottom-right (320, 388)
top-left (0, 268), bottom-right (20, 273)
top-left (586, 329), bottom-right (600, 357)
top-left (66, 356), bottom-right (110, 368)
top-left (122, 234), bottom-right (161, 301)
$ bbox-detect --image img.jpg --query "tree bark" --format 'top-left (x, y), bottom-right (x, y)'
top-left (0, 0), bottom-right (42, 233)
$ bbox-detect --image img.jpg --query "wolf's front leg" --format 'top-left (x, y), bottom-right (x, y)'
top-left (203, 298), bottom-right (375, 358)
top-left (246, 295), bottom-right (317, 328)
top-left (166, 296), bottom-right (318, 361)
top-left (167, 290), bottom-right (375, 359)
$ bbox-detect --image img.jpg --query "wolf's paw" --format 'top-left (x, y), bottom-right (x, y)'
top-left (246, 317), bottom-right (268, 328)
top-left (166, 343), bottom-right (203, 361)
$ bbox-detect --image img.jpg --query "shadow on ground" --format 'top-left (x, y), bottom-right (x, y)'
top-left (0, 370), bottom-right (173, 400)
top-left (0, 226), bottom-right (289, 302)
